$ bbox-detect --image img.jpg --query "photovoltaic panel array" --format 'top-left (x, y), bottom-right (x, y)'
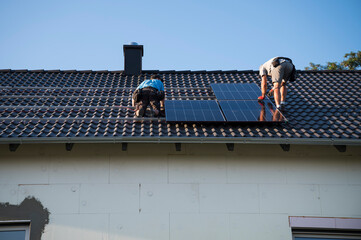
top-left (165, 83), bottom-right (286, 123)
top-left (210, 83), bottom-right (261, 100)
top-left (219, 100), bottom-right (285, 123)
top-left (165, 100), bottom-right (225, 122)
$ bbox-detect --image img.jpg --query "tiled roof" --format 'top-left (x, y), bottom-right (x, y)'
top-left (0, 69), bottom-right (360, 145)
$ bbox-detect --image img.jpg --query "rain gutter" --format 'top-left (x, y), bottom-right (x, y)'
top-left (0, 137), bottom-right (360, 146)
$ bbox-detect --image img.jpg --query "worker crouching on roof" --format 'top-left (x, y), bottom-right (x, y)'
top-left (258, 57), bottom-right (294, 109)
top-left (132, 74), bottom-right (165, 117)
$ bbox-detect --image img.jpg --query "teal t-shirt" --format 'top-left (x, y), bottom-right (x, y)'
top-left (136, 79), bottom-right (164, 91)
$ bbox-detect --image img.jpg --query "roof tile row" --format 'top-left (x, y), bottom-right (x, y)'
top-left (0, 69), bottom-right (360, 143)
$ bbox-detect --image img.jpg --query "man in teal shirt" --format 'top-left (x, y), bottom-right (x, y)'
top-left (132, 74), bottom-right (165, 117)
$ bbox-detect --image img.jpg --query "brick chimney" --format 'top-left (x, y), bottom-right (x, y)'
top-left (123, 42), bottom-right (144, 75)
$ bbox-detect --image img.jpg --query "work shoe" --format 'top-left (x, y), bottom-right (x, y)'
top-left (147, 109), bottom-right (155, 117)
top-left (276, 104), bottom-right (285, 112)
top-left (135, 107), bottom-right (145, 117)
top-left (280, 102), bottom-right (287, 111)
top-left (159, 107), bottom-right (165, 117)
top-left (151, 109), bottom-right (160, 117)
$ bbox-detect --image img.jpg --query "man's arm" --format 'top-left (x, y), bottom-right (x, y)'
top-left (258, 75), bottom-right (268, 101)
top-left (261, 75), bottom-right (267, 98)
top-left (258, 63), bottom-right (268, 101)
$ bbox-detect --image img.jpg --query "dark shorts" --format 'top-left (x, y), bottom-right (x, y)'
top-left (136, 87), bottom-right (161, 116)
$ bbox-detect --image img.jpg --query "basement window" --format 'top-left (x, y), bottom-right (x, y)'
top-left (293, 230), bottom-right (361, 240)
top-left (0, 221), bottom-right (30, 240)
top-left (290, 216), bottom-right (361, 240)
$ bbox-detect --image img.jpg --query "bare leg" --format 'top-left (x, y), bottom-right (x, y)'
top-left (280, 82), bottom-right (287, 102)
top-left (273, 82), bottom-right (281, 107)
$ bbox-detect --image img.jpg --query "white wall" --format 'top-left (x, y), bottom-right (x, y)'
top-left (0, 143), bottom-right (360, 240)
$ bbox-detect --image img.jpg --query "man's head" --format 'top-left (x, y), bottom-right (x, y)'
top-left (150, 74), bottom-right (162, 81)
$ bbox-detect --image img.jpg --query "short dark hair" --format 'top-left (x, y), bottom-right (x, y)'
top-left (150, 74), bottom-right (161, 80)
top-left (150, 74), bottom-right (163, 82)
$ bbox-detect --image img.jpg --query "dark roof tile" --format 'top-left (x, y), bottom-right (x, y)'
top-left (0, 69), bottom-right (360, 144)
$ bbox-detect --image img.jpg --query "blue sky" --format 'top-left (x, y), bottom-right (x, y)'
top-left (0, 0), bottom-right (360, 71)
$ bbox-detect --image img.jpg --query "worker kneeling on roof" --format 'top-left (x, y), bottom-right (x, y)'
top-left (258, 57), bottom-right (295, 109)
top-left (132, 74), bottom-right (165, 117)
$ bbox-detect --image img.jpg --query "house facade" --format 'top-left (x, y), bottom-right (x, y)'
top-left (1, 45), bottom-right (361, 239)
top-left (1, 143), bottom-right (361, 240)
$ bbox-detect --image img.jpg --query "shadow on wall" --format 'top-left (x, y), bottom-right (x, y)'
top-left (0, 197), bottom-right (50, 240)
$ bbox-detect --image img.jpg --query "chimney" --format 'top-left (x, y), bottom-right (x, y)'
top-left (123, 42), bottom-right (144, 75)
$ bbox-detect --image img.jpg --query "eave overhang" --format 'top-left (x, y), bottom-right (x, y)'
top-left (0, 137), bottom-right (360, 146)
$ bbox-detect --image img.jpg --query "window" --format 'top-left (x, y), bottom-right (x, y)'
top-left (290, 217), bottom-right (361, 240)
top-left (0, 221), bottom-right (30, 240)
top-left (293, 231), bottom-right (361, 240)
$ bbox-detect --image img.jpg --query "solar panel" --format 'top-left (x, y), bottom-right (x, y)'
top-left (165, 100), bottom-right (225, 122)
top-left (211, 83), bottom-right (261, 100)
top-left (218, 100), bottom-right (286, 123)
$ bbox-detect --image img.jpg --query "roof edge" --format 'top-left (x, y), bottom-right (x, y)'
top-left (0, 137), bottom-right (360, 146)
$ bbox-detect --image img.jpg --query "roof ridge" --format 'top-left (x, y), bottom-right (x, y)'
top-left (1, 69), bottom-right (361, 73)
top-left (0, 69), bottom-right (124, 73)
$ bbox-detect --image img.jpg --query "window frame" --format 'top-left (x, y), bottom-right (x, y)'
top-left (0, 220), bottom-right (31, 240)
top-left (290, 216), bottom-right (361, 240)
top-left (293, 231), bottom-right (361, 240)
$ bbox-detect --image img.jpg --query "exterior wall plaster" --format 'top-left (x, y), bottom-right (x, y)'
top-left (0, 143), bottom-right (360, 240)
